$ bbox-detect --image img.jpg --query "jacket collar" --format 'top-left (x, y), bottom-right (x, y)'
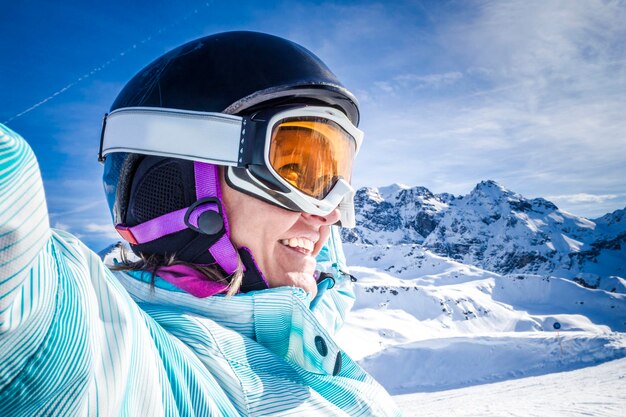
top-left (116, 270), bottom-right (342, 375)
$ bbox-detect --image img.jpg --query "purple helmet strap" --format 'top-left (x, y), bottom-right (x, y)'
top-left (115, 161), bottom-right (270, 291)
top-left (193, 162), bottom-right (268, 292)
top-left (193, 162), bottom-right (239, 275)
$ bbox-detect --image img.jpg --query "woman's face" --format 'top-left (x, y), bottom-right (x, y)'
top-left (220, 174), bottom-right (340, 298)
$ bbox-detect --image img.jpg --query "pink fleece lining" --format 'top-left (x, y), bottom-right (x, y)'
top-left (157, 264), bottom-right (229, 298)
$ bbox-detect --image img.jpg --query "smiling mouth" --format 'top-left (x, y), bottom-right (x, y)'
top-left (279, 237), bottom-right (315, 254)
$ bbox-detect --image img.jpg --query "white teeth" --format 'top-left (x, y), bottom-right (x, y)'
top-left (280, 237), bottom-right (314, 252)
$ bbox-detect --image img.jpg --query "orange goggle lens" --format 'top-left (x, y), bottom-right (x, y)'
top-left (268, 117), bottom-right (356, 199)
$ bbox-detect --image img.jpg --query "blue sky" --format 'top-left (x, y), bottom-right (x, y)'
top-left (2, 0), bottom-right (626, 251)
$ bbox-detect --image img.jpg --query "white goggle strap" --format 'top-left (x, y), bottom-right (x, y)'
top-left (99, 107), bottom-right (248, 166)
top-left (338, 189), bottom-right (356, 228)
top-left (321, 179), bottom-right (356, 228)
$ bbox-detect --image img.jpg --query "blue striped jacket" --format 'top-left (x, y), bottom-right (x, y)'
top-left (0, 123), bottom-right (402, 416)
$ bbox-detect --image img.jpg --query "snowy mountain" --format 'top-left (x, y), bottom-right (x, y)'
top-left (341, 184), bottom-right (451, 245)
top-left (336, 180), bottom-right (626, 413)
top-left (342, 180), bottom-right (626, 288)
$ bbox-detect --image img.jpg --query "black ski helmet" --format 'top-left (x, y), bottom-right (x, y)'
top-left (101, 31), bottom-right (360, 270)
top-left (110, 31), bottom-right (359, 123)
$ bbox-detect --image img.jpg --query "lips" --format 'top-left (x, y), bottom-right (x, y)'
top-left (279, 237), bottom-right (315, 253)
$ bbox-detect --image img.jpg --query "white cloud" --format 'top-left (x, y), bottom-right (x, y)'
top-left (443, 1), bottom-right (626, 81)
top-left (49, 200), bottom-right (102, 218)
top-left (85, 223), bottom-right (115, 232)
top-left (53, 221), bottom-right (71, 232)
top-left (374, 81), bottom-right (395, 93)
top-left (394, 71), bottom-right (463, 88)
top-left (377, 71), bottom-right (464, 92)
top-left (84, 223), bottom-right (119, 239)
top-left (546, 194), bottom-right (621, 204)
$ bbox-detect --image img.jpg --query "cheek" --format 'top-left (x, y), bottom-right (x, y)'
top-left (221, 174), bottom-right (320, 289)
top-left (221, 178), bottom-right (293, 255)
top-left (221, 177), bottom-right (260, 247)
top-left (227, 203), bottom-right (271, 253)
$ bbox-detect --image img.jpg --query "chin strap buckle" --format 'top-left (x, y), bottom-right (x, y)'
top-left (183, 197), bottom-right (224, 235)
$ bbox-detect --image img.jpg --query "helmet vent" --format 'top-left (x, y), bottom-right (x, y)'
top-left (132, 161), bottom-right (187, 223)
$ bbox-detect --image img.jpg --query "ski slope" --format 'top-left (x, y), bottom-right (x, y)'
top-left (337, 244), bottom-right (626, 415)
top-left (393, 357), bottom-right (626, 417)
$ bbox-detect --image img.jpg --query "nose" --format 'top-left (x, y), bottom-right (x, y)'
top-left (301, 207), bottom-right (341, 225)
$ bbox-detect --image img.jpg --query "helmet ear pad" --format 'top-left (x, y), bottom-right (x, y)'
top-left (125, 156), bottom-right (197, 226)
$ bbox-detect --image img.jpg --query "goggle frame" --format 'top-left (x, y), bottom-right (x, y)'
top-left (99, 105), bottom-right (363, 227)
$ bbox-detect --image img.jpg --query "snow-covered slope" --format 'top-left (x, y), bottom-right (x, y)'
top-left (336, 251), bottom-right (626, 400)
top-left (393, 356), bottom-right (626, 417)
top-left (286, 178), bottom-right (624, 413)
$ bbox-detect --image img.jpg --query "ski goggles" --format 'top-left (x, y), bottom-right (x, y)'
top-left (99, 105), bottom-right (363, 227)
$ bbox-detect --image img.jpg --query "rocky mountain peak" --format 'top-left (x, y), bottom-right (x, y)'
top-left (472, 179), bottom-right (510, 194)
top-left (343, 184), bottom-right (449, 245)
top-left (358, 187), bottom-right (385, 203)
top-left (345, 181), bottom-right (626, 284)
top-left (595, 207), bottom-right (626, 226)
top-left (464, 180), bottom-right (561, 217)
top-left (467, 180), bottom-right (519, 206)
top-left (378, 183), bottom-right (411, 200)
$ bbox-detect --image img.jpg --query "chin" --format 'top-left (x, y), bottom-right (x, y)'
top-left (284, 270), bottom-right (318, 295)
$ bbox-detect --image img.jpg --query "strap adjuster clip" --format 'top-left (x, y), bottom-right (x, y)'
top-left (115, 225), bottom-right (139, 245)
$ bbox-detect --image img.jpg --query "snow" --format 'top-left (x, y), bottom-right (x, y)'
top-left (361, 333), bottom-right (624, 394)
top-left (379, 183), bottom-right (411, 200)
top-left (393, 357), bottom-right (626, 417)
top-left (336, 247), bottom-right (626, 415)
top-left (364, 187), bottom-right (385, 203)
top-left (561, 233), bottom-right (583, 251)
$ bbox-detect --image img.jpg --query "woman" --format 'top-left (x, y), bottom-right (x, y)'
top-left (0, 31), bottom-right (401, 416)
